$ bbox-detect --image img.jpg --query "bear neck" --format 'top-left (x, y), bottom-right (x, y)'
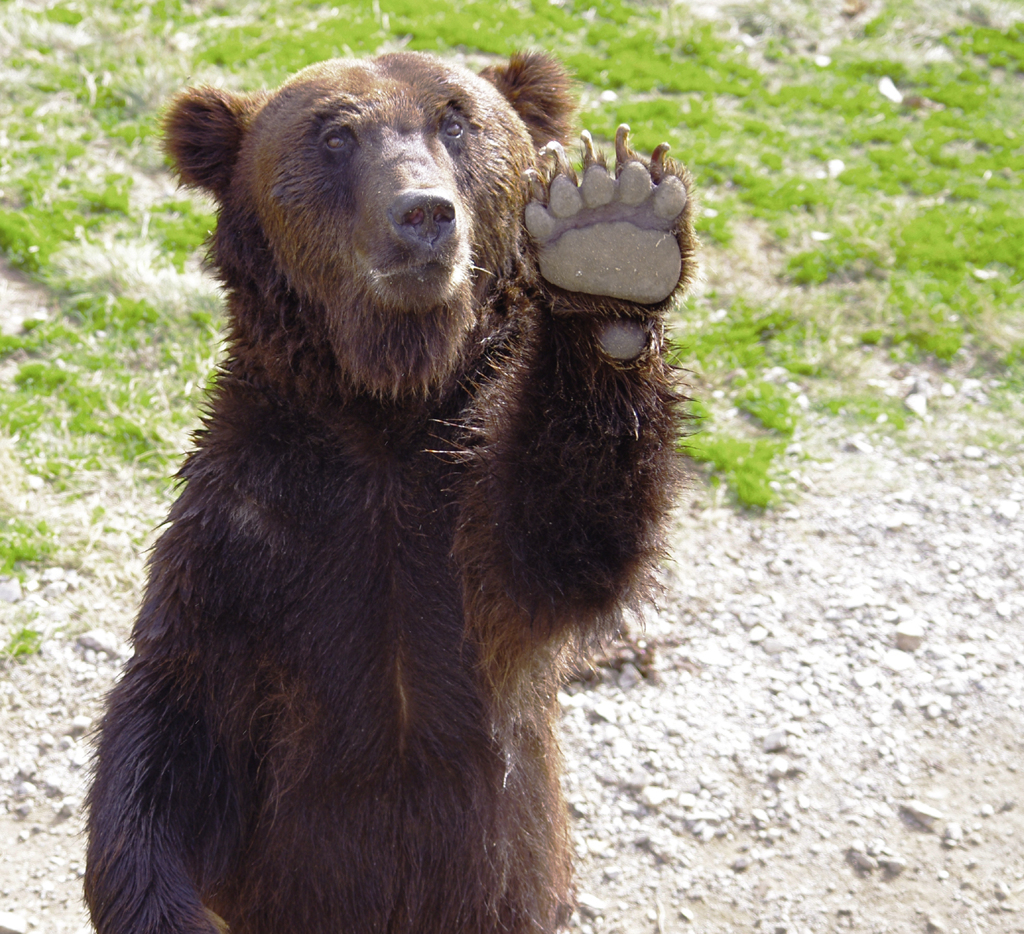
top-left (218, 276), bottom-right (485, 423)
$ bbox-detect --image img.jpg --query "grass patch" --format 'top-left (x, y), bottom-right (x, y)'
top-left (0, 517), bottom-right (55, 573)
top-left (820, 394), bottom-right (908, 430)
top-left (684, 435), bottom-right (785, 509)
top-left (3, 627), bottom-right (43, 659)
top-left (737, 381), bottom-right (798, 437)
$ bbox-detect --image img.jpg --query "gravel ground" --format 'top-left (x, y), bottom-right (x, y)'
top-left (2, 268), bottom-right (1023, 934)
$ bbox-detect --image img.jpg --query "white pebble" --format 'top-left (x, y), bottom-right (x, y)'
top-left (878, 76), bottom-right (904, 104)
top-left (0, 910), bottom-right (29, 934)
top-left (903, 800), bottom-right (945, 829)
top-left (77, 629), bottom-right (121, 657)
top-left (0, 578), bottom-right (23, 603)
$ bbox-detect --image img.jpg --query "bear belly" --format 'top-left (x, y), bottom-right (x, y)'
top-left (209, 498), bottom-right (538, 932)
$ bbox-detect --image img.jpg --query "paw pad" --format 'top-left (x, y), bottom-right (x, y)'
top-left (525, 126), bottom-right (689, 305)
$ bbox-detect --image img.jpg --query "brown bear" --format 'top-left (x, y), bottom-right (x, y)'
top-left (84, 51), bottom-right (696, 934)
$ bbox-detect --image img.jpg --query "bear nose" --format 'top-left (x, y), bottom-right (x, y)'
top-left (389, 189), bottom-right (456, 251)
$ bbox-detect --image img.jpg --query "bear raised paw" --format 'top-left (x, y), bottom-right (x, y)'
top-left (525, 125), bottom-right (691, 306)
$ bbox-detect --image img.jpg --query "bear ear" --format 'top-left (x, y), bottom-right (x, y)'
top-left (479, 52), bottom-right (575, 149)
top-left (162, 87), bottom-right (265, 199)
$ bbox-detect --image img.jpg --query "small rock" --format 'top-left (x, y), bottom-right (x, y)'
top-left (0, 578), bottom-right (23, 603)
top-left (846, 436), bottom-right (874, 455)
top-left (0, 911), bottom-right (29, 934)
top-left (678, 906), bottom-right (695, 922)
top-left (942, 822), bottom-right (963, 848)
top-left (996, 499), bottom-right (1021, 521)
top-left (67, 715), bottom-right (92, 737)
top-left (925, 916), bottom-right (947, 933)
top-left (878, 76), bottom-right (903, 104)
top-left (748, 625), bottom-right (768, 643)
top-left (882, 649), bottom-right (914, 672)
top-left (13, 780), bottom-right (37, 799)
top-left (877, 855), bottom-right (907, 874)
top-left (640, 785), bottom-right (677, 808)
top-left (590, 700), bottom-right (618, 724)
top-left (577, 893), bottom-right (607, 918)
top-left (904, 392), bottom-right (928, 417)
top-left (78, 629), bottom-right (121, 657)
top-left (762, 729), bottom-right (789, 753)
top-left (58, 797), bottom-right (80, 819)
top-left (853, 668), bottom-right (880, 688)
top-left (849, 849), bottom-right (877, 871)
top-left (881, 510), bottom-right (918, 530)
top-left (895, 619), bottom-right (925, 651)
top-left (620, 770), bottom-right (649, 791)
top-left (767, 756), bottom-right (790, 779)
top-left (731, 856), bottom-right (751, 872)
top-left (15, 760), bottom-right (37, 780)
top-left (617, 662), bottom-right (641, 691)
top-left (962, 445), bottom-right (985, 460)
top-left (903, 800), bottom-right (944, 829)
top-left (42, 579), bottom-right (69, 599)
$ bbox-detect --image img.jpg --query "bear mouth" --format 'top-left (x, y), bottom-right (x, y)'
top-left (368, 257), bottom-right (471, 310)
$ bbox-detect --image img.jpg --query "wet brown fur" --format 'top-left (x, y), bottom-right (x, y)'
top-left (85, 51), bottom-right (696, 934)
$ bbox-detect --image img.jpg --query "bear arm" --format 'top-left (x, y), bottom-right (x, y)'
top-left (85, 654), bottom-right (238, 934)
top-left (455, 311), bottom-right (682, 654)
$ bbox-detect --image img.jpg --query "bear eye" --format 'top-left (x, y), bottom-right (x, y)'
top-left (322, 127), bottom-right (355, 154)
top-left (443, 117), bottom-right (464, 140)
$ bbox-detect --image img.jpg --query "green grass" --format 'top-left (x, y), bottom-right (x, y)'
top-left (0, 516), bottom-right (55, 573)
top-left (683, 435), bottom-right (785, 509)
top-left (3, 626), bottom-right (43, 659)
top-left (820, 394), bottom-right (908, 430)
top-left (0, 0), bottom-right (1021, 523)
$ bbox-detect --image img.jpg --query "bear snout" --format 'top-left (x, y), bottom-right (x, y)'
top-left (388, 188), bottom-right (457, 253)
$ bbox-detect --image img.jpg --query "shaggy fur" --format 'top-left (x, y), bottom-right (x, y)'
top-left (85, 51), bottom-right (696, 934)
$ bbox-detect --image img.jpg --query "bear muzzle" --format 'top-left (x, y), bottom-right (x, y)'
top-left (361, 187), bottom-right (471, 307)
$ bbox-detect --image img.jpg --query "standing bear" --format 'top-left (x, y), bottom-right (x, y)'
top-left (85, 51), bottom-right (696, 934)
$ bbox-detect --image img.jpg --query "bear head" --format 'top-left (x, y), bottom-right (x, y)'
top-left (164, 52), bottom-right (574, 400)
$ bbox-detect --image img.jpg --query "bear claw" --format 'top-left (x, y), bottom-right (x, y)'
top-left (525, 127), bottom-right (688, 304)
